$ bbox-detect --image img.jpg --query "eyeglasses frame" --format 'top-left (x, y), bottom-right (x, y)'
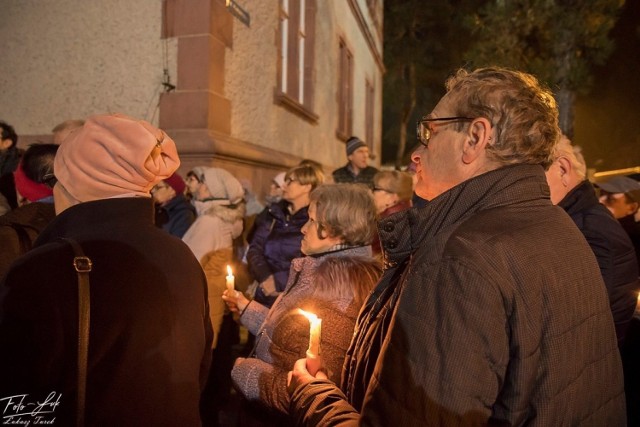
top-left (416, 116), bottom-right (475, 148)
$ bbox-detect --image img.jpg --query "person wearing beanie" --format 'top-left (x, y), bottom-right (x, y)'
top-left (0, 143), bottom-right (58, 279)
top-left (182, 166), bottom-right (245, 348)
top-left (0, 114), bottom-right (213, 426)
top-left (182, 166), bottom-right (246, 426)
top-left (152, 172), bottom-right (196, 238)
top-left (331, 136), bottom-right (378, 188)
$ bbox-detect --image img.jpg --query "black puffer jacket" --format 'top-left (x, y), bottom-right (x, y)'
top-left (246, 200), bottom-right (308, 307)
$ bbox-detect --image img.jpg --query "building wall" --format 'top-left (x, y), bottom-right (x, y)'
top-left (226, 0), bottom-right (384, 169)
top-left (0, 0), bottom-right (383, 201)
top-left (0, 0), bottom-right (175, 137)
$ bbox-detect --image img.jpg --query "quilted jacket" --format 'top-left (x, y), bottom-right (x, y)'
top-left (290, 164), bottom-right (626, 426)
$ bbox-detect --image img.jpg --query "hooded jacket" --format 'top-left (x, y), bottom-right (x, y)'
top-left (290, 164), bottom-right (625, 426)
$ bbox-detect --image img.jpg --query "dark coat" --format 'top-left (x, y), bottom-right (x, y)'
top-left (155, 193), bottom-right (196, 238)
top-left (331, 164), bottom-right (378, 188)
top-left (0, 201), bottom-right (56, 280)
top-left (290, 165), bottom-right (625, 426)
top-left (246, 200), bottom-right (308, 307)
top-left (619, 213), bottom-right (640, 269)
top-left (559, 180), bottom-right (639, 345)
top-left (371, 200), bottom-right (412, 257)
top-left (0, 197), bottom-right (212, 427)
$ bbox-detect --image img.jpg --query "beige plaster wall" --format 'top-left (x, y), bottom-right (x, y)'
top-left (225, 0), bottom-right (383, 171)
top-left (0, 0), bottom-right (176, 142)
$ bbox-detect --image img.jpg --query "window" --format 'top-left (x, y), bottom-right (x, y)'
top-left (276, 0), bottom-right (317, 122)
top-left (365, 79), bottom-right (375, 149)
top-left (337, 37), bottom-right (353, 140)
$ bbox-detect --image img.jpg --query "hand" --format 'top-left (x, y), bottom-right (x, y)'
top-left (222, 289), bottom-right (249, 313)
top-left (287, 358), bottom-right (328, 396)
top-left (260, 276), bottom-right (279, 296)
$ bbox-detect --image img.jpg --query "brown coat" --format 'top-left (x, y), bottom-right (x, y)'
top-left (0, 202), bottom-right (55, 280)
top-left (290, 164), bottom-right (626, 426)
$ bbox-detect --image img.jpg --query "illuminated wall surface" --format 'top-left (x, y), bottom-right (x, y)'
top-left (0, 0), bottom-right (174, 132)
top-left (0, 0), bottom-right (384, 186)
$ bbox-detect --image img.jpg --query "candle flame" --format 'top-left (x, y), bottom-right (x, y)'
top-left (227, 265), bottom-right (233, 276)
top-left (298, 309), bottom-right (318, 322)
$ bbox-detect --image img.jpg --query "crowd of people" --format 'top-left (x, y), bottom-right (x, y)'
top-left (0, 66), bottom-right (639, 427)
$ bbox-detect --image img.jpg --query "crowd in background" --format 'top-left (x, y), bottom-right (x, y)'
top-left (0, 66), bottom-right (639, 426)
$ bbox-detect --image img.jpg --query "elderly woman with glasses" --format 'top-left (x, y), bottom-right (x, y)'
top-left (222, 184), bottom-right (381, 425)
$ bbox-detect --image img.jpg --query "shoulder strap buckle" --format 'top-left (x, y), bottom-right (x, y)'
top-left (73, 256), bottom-right (92, 273)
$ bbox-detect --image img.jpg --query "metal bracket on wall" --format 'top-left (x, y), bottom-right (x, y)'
top-left (226, 0), bottom-right (250, 27)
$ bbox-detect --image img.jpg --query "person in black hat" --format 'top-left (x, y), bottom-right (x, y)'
top-left (331, 136), bottom-right (378, 188)
top-left (598, 175), bottom-right (640, 267)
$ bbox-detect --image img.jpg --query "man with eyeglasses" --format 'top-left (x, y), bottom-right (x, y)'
top-left (287, 67), bottom-right (625, 426)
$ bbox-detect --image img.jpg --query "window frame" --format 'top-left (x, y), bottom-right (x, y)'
top-left (274, 0), bottom-right (318, 123)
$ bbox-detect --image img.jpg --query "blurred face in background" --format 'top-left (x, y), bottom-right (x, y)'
top-left (282, 175), bottom-right (311, 205)
top-left (151, 181), bottom-right (175, 206)
top-left (348, 146), bottom-right (370, 170)
top-left (269, 181), bottom-right (283, 199)
top-left (599, 192), bottom-right (638, 219)
top-left (372, 179), bottom-right (400, 214)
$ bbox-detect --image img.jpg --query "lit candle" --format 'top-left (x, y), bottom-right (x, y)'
top-left (299, 309), bottom-right (322, 374)
top-left (635, 292), bottom-right (640, 314)
top-left (226, 265), bottom-right (235, 293)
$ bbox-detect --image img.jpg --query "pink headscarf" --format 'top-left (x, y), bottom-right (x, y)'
top-left (54, 114), bottom-right (180, 202)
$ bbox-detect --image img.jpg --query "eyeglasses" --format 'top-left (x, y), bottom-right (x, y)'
top-left (42, 173), bottom-right (57, 189)
top-left (416, 116), bottom-right (474, 148)
top-left (151, 183), bottom-right (170, 194)
top-left (285, 177), bottom-right (298, 185)
top-left (372, 186), bottom-right (393, 194)
top-left (599, 191), bottom-right (628, 204)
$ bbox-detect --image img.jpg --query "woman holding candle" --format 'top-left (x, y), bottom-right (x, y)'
top-left (222, 184), bottom-right (381, 425)
top-left (246, 165), bottom-right (324, 308)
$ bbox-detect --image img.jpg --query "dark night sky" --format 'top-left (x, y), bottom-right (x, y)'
top-left (574, 0), bottom-right (640, 173)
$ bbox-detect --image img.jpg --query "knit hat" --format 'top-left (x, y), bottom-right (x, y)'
top-left (597, 176), bottom-right (640, 202)
top-left (346, 136), bottom-right (367, 156)
top-left (54, 114), bottom-right (179, 202)
top-left (273, 172), bottom-right (286, 189)
top-left (192, 166), bottom-right (244, 204)
top-left (13, 161), bottom-right (53, 202)
top-left (163, 172), bottom-right (186, 195)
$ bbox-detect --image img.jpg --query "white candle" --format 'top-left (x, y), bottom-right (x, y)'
top-left (299, 309), bottom-right (322, 356)
top-left (226, 265), bottom-right (235, 293)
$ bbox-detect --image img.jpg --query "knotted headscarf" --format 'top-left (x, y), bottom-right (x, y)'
top-left (54, 113), bottom-right (180, 202)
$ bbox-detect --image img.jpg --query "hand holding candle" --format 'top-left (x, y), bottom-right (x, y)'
top-left (299, 309), bottom-right (322, 375)
top-left (226, 265), bottom-right (235, 293)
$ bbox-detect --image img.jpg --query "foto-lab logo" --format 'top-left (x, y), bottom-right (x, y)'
top-left (1, 392), bottom-right (61, 426)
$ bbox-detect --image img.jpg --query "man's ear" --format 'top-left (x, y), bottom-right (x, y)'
top-left (462, 118), bottom-right (492, 164)
top-left (556, 156), bottom-right (572, 186)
